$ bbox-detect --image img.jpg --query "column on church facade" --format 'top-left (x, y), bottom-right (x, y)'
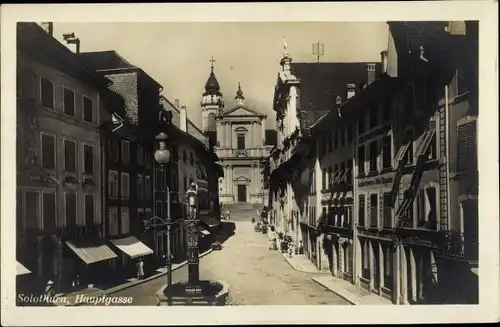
top-left (224, 165), bottom-right (230, 198)
top-left (253, 121), bottom-right (258, 149)
top-left (226, 123), bottom-right (231, 149)
top-left (219, 121), bottom-right (225, 148)
top-left (260, 120), bottom-right (265, 147)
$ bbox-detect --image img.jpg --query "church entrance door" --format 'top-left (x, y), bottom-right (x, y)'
top-left (237, 185), bottom-right (247, 202)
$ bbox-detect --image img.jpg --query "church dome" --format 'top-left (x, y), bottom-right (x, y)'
top-left (234, 82), bottom-right (244, 100)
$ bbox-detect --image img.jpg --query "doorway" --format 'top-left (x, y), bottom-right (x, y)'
top-left (237, 185), bottom-right (247, 202)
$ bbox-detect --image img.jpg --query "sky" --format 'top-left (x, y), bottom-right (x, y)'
top-left (53, 22), bottom-right (390, 129)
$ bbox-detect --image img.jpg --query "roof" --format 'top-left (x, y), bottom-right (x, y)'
top-left (76, 50), bottom-right (136, 70)
top-left (265, 129), bottom-right (278, 146)
top-left (76, 51), bottom-right (163, 88)
top-left (17, 23), bottom-right (112, 90)
top-left (291, 62), bottom-right (381, 128)
top-left (203, 68), bottom-right (222, 96)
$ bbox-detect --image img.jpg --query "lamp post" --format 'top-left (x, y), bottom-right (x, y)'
top-left (150, 132), bottom-right (173, 304)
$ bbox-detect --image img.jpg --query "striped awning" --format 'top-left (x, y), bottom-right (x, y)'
top-left (110, 236), bottom-right (154, 259)
top-left (66, 240), bottom-right (118, 265)
top-left (16, 261), bottom-right (31, 276)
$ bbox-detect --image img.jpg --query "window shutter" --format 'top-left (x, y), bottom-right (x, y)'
top-left (457, 119), bottom-right (477, 173)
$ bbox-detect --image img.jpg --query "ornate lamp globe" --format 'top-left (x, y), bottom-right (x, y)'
top-left (154, 132), bottom-right (171, 164)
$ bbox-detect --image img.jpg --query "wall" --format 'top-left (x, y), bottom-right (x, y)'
top-left (18, 54), bottom-right (102, 229)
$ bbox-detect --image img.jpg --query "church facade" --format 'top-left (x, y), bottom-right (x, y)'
top-left (201, 62), bottom-right (274, 205)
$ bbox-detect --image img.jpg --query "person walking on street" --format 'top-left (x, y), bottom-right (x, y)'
top-left (268, 238), bottom-right (273, 250)
top-left (136, 258), bottom-right (145, 280)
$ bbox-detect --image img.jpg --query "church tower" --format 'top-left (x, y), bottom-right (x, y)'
top-left (234, 82), bottom-right (245, 107)
top-left (201, 57), bottom-right (224, 133)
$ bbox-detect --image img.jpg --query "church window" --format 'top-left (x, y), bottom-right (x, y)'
top-left (207, 113), bottom-right (216, 131)
top-left (237, 134), bottom-right (245, 149)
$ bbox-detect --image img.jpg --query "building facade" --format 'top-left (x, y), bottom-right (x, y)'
top-left (267, 43), bottom-right (378, 274)
top-left (265, 21), bottom-right (478, 305)
top-left (16, 23), bottom-right (116, 292)
top-left (201, 64), bottom-right (274, 205)
top-left (76, 50), bottom-right (161, 275)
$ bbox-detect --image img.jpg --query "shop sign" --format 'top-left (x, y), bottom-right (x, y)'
top-left (358, 175), bottom-right (394, 187)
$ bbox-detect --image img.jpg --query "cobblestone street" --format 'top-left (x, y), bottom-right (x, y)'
top-left (109, 221), bottom-right (349, 305)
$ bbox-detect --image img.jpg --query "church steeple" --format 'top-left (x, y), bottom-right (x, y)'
top-left (201, 56), bottom-right (224, 132)
top-left (234, 82), bottom-right (245, 106)
top-left (203, 56), bottom-right (222, 97)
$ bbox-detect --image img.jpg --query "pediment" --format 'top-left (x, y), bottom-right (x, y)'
top-left (223, 105), bottom-right (263, 117)
top-left (235, 176), bottom-right (250, 182)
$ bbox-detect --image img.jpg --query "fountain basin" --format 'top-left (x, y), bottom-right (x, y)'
top-left (156, 280), bottom-right (229, 306)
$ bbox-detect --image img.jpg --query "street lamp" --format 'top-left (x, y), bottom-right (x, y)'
top-left (148, 132), bottom-right (173, 305)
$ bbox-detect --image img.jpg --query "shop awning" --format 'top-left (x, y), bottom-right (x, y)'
top-left (110, 236), bottom-right (154, 259)
top-left (471, 267), bottom-right (478, 276)
top-left (16, 261), bottom-right (31, 276)
top-left (200, 215), bottom-right (220, 228)
top-left (66, 240), bottom-right (118, 265)
top-left (197, 225), bottom-right (211, 236)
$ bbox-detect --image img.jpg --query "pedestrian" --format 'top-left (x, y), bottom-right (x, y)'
top-left (273, 238), bottom-right (278, 250)
top-left (44, 280), bottom-right (55, 297)
top-left (288, 242), bottom-right (294, 258)
top-left (252, 217), bottom-right (256, 224)
top-left (136, 258), bottom-right (145, 280)
top-left (268, 238), bottom-right (273, 250)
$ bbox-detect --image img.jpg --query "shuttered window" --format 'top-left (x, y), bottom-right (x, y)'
top-left (358, 194), bottom-right (366, 226)
top-left (383, 193), bottom-right (392, 229)
top-left (370, 194), bottom-right (378, 228)
top-left (456, 68), bottom-right (467, 96)
top-left (457, 119), bottom-right (477, 173)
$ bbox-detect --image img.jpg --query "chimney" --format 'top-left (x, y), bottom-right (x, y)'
top-left (40, 22), bottom-right (53, 36)
top-left (63, 33), bottom-right (80, 53)
top-left (366, 63), bottom-right (376, 85)
top-left (346, 84), bottom-right (356, 99)
top-left (380, 50), bottom-right (388, 74)
top-left (175, 99), bottom-right (180, 108)
top-left (180, 106), bottom-right (187, 132)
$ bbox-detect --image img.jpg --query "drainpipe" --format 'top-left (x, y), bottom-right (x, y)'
top-left (444, 85), bottom-right (451, 232)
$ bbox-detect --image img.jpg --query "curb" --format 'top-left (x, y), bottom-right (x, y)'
top-left (65, 249), bottom-right (214, 306)
top-left (311, 278), bottom-right (356, 305)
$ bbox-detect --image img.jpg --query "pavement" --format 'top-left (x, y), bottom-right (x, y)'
top-left (54, 221), bottom-right (391, 306)
top-left (69, 221), bottom-right (350, 306)
top-left (266, 230), bottom-right (392, 305)
top-left (56, 250), bottom-right (213, 306)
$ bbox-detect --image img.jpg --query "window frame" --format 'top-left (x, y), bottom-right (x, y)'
top-left (40, 76), bottom-right (55, 109)
top-left (121, 140), bottom-right (130, 164)
top-left (40, 132), bottom-right (56, 171)
top-left (82, 95), bottom-right (94, 123)
top-left (108, 170), bottom-right (119, 199)
top-left (358, 145), bottom-right (366, 175)
top-left (370, 193), bottom-right (379, 229)
top-left (137, 174), bottom-right (144, 199)
top-left (120, 206), bottom-right (130, 235)
top-left (237, 134), bottom-right (246, 150)
top-left (369, 140), bottom-right (378, 173)
top-left (62, 86), bottom-right (76, 116)
top-left (82, 142), bottom-right (95, 175)
top-left (120, 172), bottom-right (130, 199)
top-left (63, 137), bottom-right (78, 174)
